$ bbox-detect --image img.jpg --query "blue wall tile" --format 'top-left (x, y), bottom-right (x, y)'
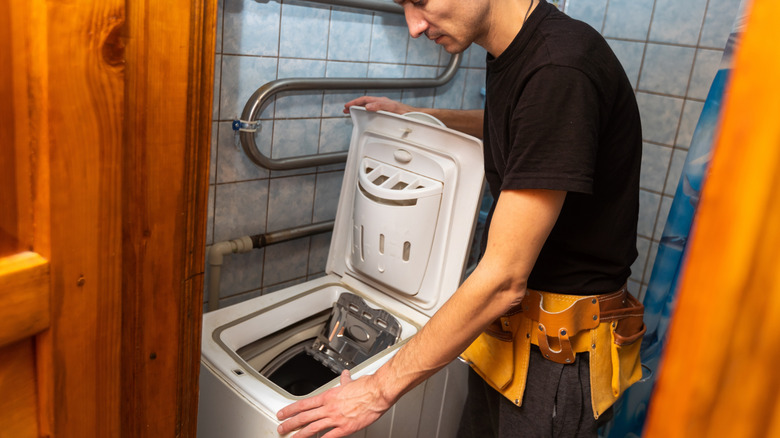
top-left (210, 122), bottom-right (218, 184)
top-left (636, 92), bottom-right (684, 145)
top-left (319, 118), bottom-right (353, 153)
top-left (638, 189), bottom-right (661, 238)
top-left (328, 7), bottom-right (373, 62)
top-left (271, 118), bottom-right (321, 159)
top-left (223, 0), bottom-right (281, 56)
top-left (263, 238), bottom-right (310, 286)
top-left (368, 63), bottom-right (405, 101)
top-left (279, 0), bottom-right (331, 59)
top-left (664, 148), bottom-right (687, 196)
top-left (308, 232), bottom-right (332, 275)
top-left (700, 0), bottom-right (742, 49)
top-left (207, 184), bottom-right (215, 245)
top-left (313, 171), bottom-right (345, 222)
top-left (640, 143), bottom-right (672, 192)
top-left (433, 66), bottom-right (467, 109)
top-left (213, 55), bottom-right (222, 120)
top-left (217, 121), bottom-right (270, 183)
top-left (323, 61), bottom-right (368, 117)
top-left (606, 38), bottom-right (644, 89)
top-left (214, 179), bottom-right (269, 242)
top-left (645, 241), bottom-right (659, 286)
top-left (603, 0), bottom-right (654, 40)
top-left (464, 44), bottom-right (487, 68)
top-left (676, 100), bottom-right (705, 149)
top-left (267, 174), bottom-right (316, 232)
top-left (215, 0), bottom-right (224, 53)
top-left (648, 0), bottom-right (707, 45)
top-left (631, 236), bottom-right (651, 283)
top-left (688, 49), bottom-right (724, 100)
top-left (638, 44), bottom-right (695, 97)
top-left (369, 12), bottom-right (409, 64)
top-left (275, 58), bottom-right (326, 119)
top-left (653, 194), bottom-right (673, 240)
top-left (462, 68), bottom-right (486, 110)
top-left (401, 65), bottom-right (437, 109)
top-left (219, 249), bottom-right (265, 298)
top-left (565, 0), bottom-right (608, 32)
top-left (220, 55), bottom-right (277, 120)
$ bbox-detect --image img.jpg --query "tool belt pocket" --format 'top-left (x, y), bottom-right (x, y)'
top-left (591, 290), bottom-right (646, 417)
top-left (460, 314), bottom-right (534, 405)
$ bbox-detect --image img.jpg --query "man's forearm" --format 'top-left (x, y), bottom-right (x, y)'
top-left (365, 189), bottom-right (566, 406)
top-left (422, 109), bottom-right (484, 139)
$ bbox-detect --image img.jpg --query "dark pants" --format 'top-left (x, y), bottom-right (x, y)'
top-left (457, 345), bottom-right (612, 438)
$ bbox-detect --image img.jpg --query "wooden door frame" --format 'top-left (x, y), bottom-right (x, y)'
top-left (121, 0), bottom-right (216, 436)
top-left (4, 0), bottom-right (216, 436)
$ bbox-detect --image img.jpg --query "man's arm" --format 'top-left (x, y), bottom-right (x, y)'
top-left (344, 96), bottom-right (484, 139)
top-left (276, 188), bottom-right (566, 438)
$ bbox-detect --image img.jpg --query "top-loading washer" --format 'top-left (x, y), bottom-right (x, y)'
top-left (198, 106), bottom-right (485, 438)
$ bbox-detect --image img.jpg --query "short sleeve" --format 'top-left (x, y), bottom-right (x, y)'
top-left (500, 65), bottom-right (599, 194)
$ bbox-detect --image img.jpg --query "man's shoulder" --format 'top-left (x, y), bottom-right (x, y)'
top-left (534, 10), bottom-right (610, 67)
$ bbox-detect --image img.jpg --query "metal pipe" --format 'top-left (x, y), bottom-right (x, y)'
top-left (238, 0), bottom-right (463, 170)
top-left (302, 0), bottom-right (403, 14)
top-left (205, 221), bottom-right (335, 311)
top-left (239, 52), bottom-right (462, 170)
top-left (251, 220), bottom-right (335, 248)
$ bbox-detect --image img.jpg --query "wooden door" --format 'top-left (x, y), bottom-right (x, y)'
top-left (643, 0), bottom-right (780, 436)
top-left (1, 0), bottom-right (215, 436)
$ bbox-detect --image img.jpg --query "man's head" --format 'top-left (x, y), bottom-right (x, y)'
top-left (394, 0), bottom-right (491, 54)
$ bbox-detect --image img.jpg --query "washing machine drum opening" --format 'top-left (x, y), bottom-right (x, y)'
top-left (260, 339), bottom-right (339, 396)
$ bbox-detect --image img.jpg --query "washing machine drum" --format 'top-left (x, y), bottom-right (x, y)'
top-left (253, 293), bottom-right (401, 396)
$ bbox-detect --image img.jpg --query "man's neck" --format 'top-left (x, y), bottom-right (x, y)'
top-left (477, 0), bottom-right (538, 58)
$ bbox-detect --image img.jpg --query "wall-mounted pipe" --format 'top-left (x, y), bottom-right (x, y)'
top-left (302, 0), bottom-right (403, 14)
top-left (237, 0), bottom-right (463, 170)
top-left (206, 221), bottom-right (335, 312)
top-left (239, 53), bottom-right (462, 170)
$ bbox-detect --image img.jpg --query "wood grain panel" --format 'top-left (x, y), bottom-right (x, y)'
top-left (0, 340), bottom-right (39, 438)
top-left (644, 0), bottom-right (780, 436)
top-left (0, 252), bottom-right (49, 348)
top-left (122, 0), bottom-right (215, 436)
top-left (1, 0), bottom-right (19, 258)
top-left (44, 1), bottom-right (124, 436)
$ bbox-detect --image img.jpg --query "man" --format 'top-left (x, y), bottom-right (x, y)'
top-left (277, 0), bottom-right (644, 436)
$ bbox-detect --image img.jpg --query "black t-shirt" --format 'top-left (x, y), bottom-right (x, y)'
top-left (481, 0), bottom-right (642, 294)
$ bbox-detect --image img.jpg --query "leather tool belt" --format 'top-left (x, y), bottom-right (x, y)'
top-left (460, 285), bottom-right (646, 419)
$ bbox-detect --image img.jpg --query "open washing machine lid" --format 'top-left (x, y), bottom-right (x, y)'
top-left (326, 107), bottom-right (484, 318)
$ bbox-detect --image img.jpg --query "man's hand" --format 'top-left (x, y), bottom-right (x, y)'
top-left (276, 370), bottom-right (393, 438)
top-left (343, 96), bottom-right (418, 115)
top-left (343, 95), bottom-right (484, 139)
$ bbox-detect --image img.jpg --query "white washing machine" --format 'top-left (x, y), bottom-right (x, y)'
top-left (198, 107), bottom-right (485, 438)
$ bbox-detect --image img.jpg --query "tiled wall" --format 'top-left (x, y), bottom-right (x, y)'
top-left (206, 0), bottom-right (742, 309)
top-left (206, 0), bottom-right (488, 309)
top-left (565, 0), bottom-right (742, 299)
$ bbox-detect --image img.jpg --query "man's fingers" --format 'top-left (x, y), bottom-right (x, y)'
top-left (277, 394), bottom-right (324, 420)
top-left (339, 369), bottom-right (352, 386)
top-left (343, 96), bottom-right (379, 112)
top-left (277, 408), bottom-right (327, 435)
top-left (292, 418), bottom-right (338, 438)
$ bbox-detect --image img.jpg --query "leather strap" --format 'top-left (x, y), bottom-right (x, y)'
top-left (486, 285), bottom-right (644, 364)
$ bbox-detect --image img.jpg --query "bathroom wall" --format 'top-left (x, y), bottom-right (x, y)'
top-left (206, 0), bottom-right (488, 309)
top-left (206, 0), bottom-right (743, 309)
top-left (565, 0), bottom-right (742, 299)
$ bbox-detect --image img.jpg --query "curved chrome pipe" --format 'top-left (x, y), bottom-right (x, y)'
top-left (239, 52), bottom-right (463, 170)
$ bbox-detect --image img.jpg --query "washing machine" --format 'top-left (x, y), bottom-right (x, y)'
top-left (198, 107), bottom-right (485, 438)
